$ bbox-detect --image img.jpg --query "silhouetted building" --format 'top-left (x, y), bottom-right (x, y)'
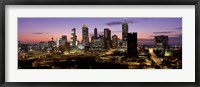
top-left (112, 35), bottom-right (118, 48)
top-left (82, 24), bottom-right (89, 47)
top-left (70, 28), bottom-right (77, 47)
top-left (127, 32), bottom-right (138, 58)
top-left (104, 28), bottom-right (111, 49)
top-left (122, 19), bottom-right (128, 46)
top-left (154, 35), bottom-right (168, 49)
top-left (48, 37), bottom-right (55, 47)
top-left (61, 35), bottom-right (67, 46)
top-left (94, 27), bottom-right (97, 38)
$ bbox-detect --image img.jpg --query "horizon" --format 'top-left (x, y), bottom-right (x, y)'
top-left (18, 18), bottom-right (182, 45)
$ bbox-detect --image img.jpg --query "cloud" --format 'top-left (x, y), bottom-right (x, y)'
top-left (105, 20), bottom-right (138, 26)
top-left (31, 32), bottom-right (49, 34)
top-left (175, 27), bottom-right (182, 30)
top-left (153, 31), bottom-right (173, 34)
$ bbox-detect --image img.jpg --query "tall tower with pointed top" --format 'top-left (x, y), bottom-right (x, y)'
top-left (122, 19), bottom-right (128, 46)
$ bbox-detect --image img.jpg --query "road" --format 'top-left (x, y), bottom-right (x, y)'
top-left (149, 48), bottom-right (162, 65)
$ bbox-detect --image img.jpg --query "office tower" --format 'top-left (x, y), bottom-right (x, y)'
top-left (104, 28), bottom-right (111, 49)
top-left (64, 42), bottom-right (70, 54)
top-left (82, 24), bottom-right (89, 47)
top-left (122, 19), bottom-right (128, 46)
top-left (48, 37), bottom-right (55, 47)
top-left (94, 27), bottom-right (97, 38)
top-left (127, 32), bottom-right (138, 58)
top-left (39, 42), bottom-right (48, 50)
top-left (112, 35), bottom-right (118, 48)
top-left (70, 28), bottom-right (77, 47)
top-left (154, 35), bottom-right (168, 49)
top-left (61, 35), bottom-right (67, 46)
top-left (57, 38), bottom-right (62, 46)
top-left (91, 35), bottom-right (105, 51)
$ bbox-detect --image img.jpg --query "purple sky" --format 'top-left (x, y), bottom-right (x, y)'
top-left (18, 18), bottom-right (182, 45)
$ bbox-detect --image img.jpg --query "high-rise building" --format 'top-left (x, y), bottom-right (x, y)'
top-left (48, 37), bottom-right (55, 47)
top-left (104, 28), bottom-right (111, 49)
top-left (122, 19), bottom-right (128, 46)
top-left (94, 27), bottom-right (97, 38)
top-left (61, 35), bottom-right (67, 46)
top-left (70, 28), bottom-right (77, 47)
top-left (82, 24), bottom-right (89, 47)
top-left (91, 35), bottom-right (105, 51)
top-left (112, 35), bottom-right (118, 48)
top-left (127, 32), bottom-right (138, 58)
top-left (57, 38), bottom-right (62, 46)
top-left (154, 35), bottom-right (168, 49)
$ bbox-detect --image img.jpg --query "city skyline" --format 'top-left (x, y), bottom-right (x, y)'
top-left (18, 18), bottom-right (182, 45)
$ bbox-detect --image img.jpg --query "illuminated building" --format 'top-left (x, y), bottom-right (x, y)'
top-left (65, 42), bottom-right (70, 54)
top-left (70, 28), bottom-right (77, 47)
top-left (104, 28), bottom-right (111, 49)
top-left (154, 35), bottom-right (168, 50)
top-left (91, 35), bottom-right (105, 51)
top-left (112, 35), bottom-right (118, 48)
top-left (57, 38), bottom-right (62, 46)
top-left (82, 24), bottom-right (89, 47)
top-left (61, 35), bottom-right (67, 46)
top-left (122, 19), bottom-right (128, 46)
top-left (39, 42), bottom-right (48, 49)
top-left (48, 37), bottom-right (56, 47)
top-left (127, 32), bottom-right (138, 58)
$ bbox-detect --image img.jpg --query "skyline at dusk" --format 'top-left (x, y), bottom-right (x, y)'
top-left (18, 18), bottom-right (182, 45)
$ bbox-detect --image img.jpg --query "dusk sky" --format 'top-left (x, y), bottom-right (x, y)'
top-left (18, 18), bottom-right (182, 45)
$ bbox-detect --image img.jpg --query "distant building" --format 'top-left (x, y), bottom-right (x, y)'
top-left (61, 35), bottom-right (67, 46)
top-left (122, 19), bottom-right (128, 46)
top-left (57, 38), bottom-right (62, 46)
top-left (48, 37), bottom-right (55, 47)
top-left (91, 35), bottom-right (105, 51)
top-left (39, 42), bottom-right (48, 49)
top-left (112, 35), bottom-right (118, 48)
top-left (104, 28), bottom-right (111, 49)
top-left (154, 35), bottom-right (168, 49)
top-left (70, 28), bottom-right (77, 47)
top-left (82, 24), bottom-right (89, 47)
top-left (127, 32), bottom-right (138, 58)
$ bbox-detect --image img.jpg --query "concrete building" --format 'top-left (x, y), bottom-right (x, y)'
top-left (70, 28), bottom-right (77, 47)
top-left (104, 28), bottom-right (111, 49)
top-left (82, 24), bottom-right (89, 47)
top-left (112, 35), bottom-right (118, 48)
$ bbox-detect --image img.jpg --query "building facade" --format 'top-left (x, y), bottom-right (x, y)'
top-left (70, 28), bottom-right (77, 47)
top-left (82, 24), bottom-right (89, 47)
top-left (104, 28), bottom-right (111, 49)
top-left (112, 35), bottom-right (118, 48)
top-left (122, 19), bottom-right (128, 46)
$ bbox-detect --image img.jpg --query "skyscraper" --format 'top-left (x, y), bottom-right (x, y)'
top-left (112, 35), bottom-right (118, 48)
top-left (61, 35), bottom-right (67, 46)
top-left (70, 28), bottom-right (77, 47)
top-left (127, 32), bottom-right (138, 58)
top-left (154, 35), bottom-right (168, 49)
top-left (82, 24), bottom-right (89, 47)
top-left (104, 28), bottom-right (111, 49)
top-left (122, 19), bottom-right (128, 46)
top-left (48, 37), bottom-right (55, 47)
top-left (94, 27), bottom-right (97, 38)
top-left (57, 37), bottom-right (62, 47)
